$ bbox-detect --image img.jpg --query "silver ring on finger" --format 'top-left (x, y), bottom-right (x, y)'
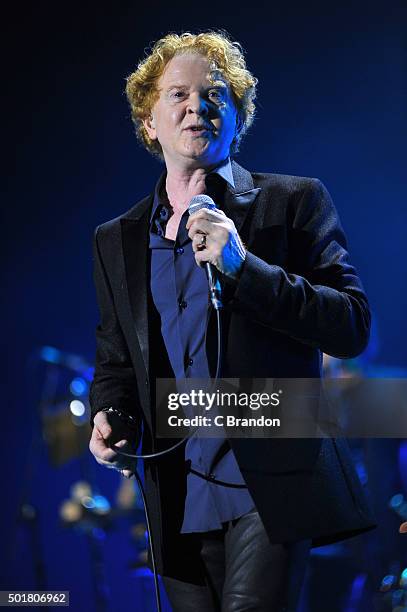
top-left (198, 234), bottom-right (206, 249)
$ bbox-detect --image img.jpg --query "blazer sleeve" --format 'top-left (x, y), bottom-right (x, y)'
top-left (89, 225), bottom-right (142, 430)
top-left (228, 178), bottom-right (371, 359)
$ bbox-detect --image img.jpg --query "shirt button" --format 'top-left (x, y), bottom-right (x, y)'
top-left (179, 299), bottom-right (187, 309)
top-left (176, 247), bottom-right (184, 255)
top-left (187, 358), bottom-right (194, 366)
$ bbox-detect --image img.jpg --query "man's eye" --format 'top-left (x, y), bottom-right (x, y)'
top-left (171, 91), bottom-right (186, 98)
top-left (209, 90), bottom-right (222, 100)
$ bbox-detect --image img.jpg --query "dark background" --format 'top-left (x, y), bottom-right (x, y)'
top-left (2, 2), bottom-right (407, 611)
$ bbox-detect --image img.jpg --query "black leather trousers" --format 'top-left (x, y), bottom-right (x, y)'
top-left (161, 508), bottom-right (311, 611)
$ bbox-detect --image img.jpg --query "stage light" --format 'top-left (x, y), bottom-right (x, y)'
top-left (69, 400), bottom-right (85, 416)
top-left (81, 496), bottom-right (96, 509)
top-left (71, 481), bottom-right (92, 501)
top-left (93, 495), bottom-right (110, 515)
top-left (400, 568), bottom-right (407, 587)
top-left (380, 574), bottom-right (396, 592)
top-left (40, 346), bottom-right (59, 363)
top-left (70, 377), bottom-right (87, 396)
top-left (390, 494), bottom-right (404, 509)
top-left (60, 500), bottom-right (82, 522)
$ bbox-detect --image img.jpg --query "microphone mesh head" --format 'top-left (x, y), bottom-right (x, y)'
top-left (188, 194), bottom-right (217, 216)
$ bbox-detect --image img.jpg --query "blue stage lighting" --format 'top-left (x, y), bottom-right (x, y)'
top-left (93, 495), bottom-right (111, 514)
top-left (390, 494), bottom-right (404, 509)
top-left (40, 346), bottom-right (59, 363)
top-left (70, 377), bottom-right (88, 396)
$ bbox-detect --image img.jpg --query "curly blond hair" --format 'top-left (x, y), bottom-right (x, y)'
top-left (125, 31), bottom-right (257, 159)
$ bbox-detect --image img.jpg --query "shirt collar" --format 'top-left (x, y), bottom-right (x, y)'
top-left (150, 156), bottom-right (235, 223)
top-left (210, 156), bottom-right (235, 189)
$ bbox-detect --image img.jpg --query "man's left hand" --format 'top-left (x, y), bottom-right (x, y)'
top-left (186, 208), bottom-right (246, 280)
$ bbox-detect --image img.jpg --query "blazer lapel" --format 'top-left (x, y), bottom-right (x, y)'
top-left (120, 195), bottom-right (152, 379)
top-left (223, 160), bottom-right (261, 232)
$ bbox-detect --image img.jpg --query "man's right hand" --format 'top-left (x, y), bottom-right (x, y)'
top-left (89, 410), bottom-right (138, 478)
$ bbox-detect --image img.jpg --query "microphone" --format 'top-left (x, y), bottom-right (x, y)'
top-left (188, 195), bottom-right (223, 311)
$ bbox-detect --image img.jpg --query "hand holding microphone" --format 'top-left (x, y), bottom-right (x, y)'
top-left (186, 195), bottom-right (247, 301)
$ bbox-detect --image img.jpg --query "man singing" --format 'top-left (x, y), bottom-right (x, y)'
top-left (89, 31), bottom-right (376, 611)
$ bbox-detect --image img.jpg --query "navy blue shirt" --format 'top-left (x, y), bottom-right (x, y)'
top-left (149, 159), bottom-right (255, 533)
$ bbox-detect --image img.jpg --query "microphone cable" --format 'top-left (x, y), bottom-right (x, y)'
top-left (109, 304), bottom-right (248, 612)
top-left (110, 308), bottom-right (224, 612)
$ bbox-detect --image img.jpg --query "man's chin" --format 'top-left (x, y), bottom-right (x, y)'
top-left (181, 143), bottom-right (218, 163)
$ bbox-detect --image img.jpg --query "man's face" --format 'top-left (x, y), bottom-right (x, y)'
top-left (143, 53), bottom-right (239, 170)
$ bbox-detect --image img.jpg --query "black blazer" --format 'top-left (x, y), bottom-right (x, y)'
top-left (89, 160), bottom-right (376, 576)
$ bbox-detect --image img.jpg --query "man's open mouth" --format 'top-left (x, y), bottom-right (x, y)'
top-left (187, 126), bottom-right (213, 132)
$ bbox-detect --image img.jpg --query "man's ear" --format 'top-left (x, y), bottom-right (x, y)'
top-left (143, 115), bottom-right (157, 140)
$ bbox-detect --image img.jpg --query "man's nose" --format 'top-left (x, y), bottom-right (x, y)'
top-left (187, 93), bottom-right (209, 115)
